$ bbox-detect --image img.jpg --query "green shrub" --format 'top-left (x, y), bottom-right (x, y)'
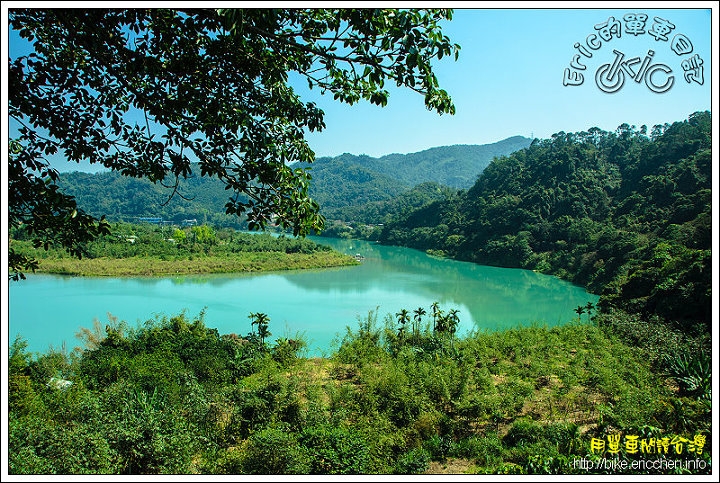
top-left (39, 378), bottom-right (102, 425)
top-left (663, 351), bottom-right (712, 401)
top-left (394, 447), bottom-right (431, 474)
top-left (497, 379), bottom-right (534, 414)
top-left (451, 434), bottom-right (504, 468)
top-left (271, 337), bottom-right (306, 368)
top-left (225, 372), bottom-right (305, 441)
top-left (236, 427), bottom-right (310, 474)
top-left (8, 374), bottom-right (45, 417)
top-left (27, 348), bottom-right (72, 385)
top-left (521, 446), bottom-right (571, 475)
top-left (226, 386), bottom-right (279, 441)
top-left (424, 434), bottom-right (453, 461)
top-left (542, 422), bottom-right (581, 454)
top-left (503, 418), bottom-right (545, 448)
top-left (654, 397), bottom-right (712, 435)
top-left (8, 445), bottom-right (55, 475)
top-left (368, 365), bottom-right (422, 427)
top-left (100, 383), bottom-right (199, 474)
top-left (603, 386), bottom-right (661, 430)
top-left (299, 424), bottom-right (371, 474)
top-left (333, 309), bottom-right (386, 366)
top-left (125, 349), bottom-right (185, 399)
top-left (8, 415), bottom-right (121, 474)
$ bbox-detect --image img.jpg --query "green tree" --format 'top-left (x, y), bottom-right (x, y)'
top-left (446, 308), bottom-right (460, 336)
top-left (256, 313), bottom-right (271, 347)
top-left (8, 8), bottom-right (460, 280)
top-left (191, 224), bottom-right (216, 245)
top-left (248, 311), bottom-right (271, 346)
top-left (395, 309), bottom-right (410, 338)
top-left (412, 306), bottom-right (426, 339)
top-left (172, 228), bottom-right (187, 244)
top-left (574, 306), bottom-right (586, 320)
top-left (248, 312), bottom-right (259, 337)
top-left (430, 301), bottom-right (441, 332)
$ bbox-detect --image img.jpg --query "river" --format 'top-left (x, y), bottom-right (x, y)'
top-left (7, 237), bottom-right (599, 357)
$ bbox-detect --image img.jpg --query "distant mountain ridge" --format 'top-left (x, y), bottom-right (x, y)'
top-left (300, 136), bottom-right (532, 219)
top-left (56, 136), bottom-right (533, 225)
top-left (307, 135), bottom-right (532, 188)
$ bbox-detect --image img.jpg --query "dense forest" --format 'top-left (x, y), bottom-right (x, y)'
top-left (320, 182), bottom-right (457, 238)
top-left (379, 111), bottom-right (712, 337)
top-left (56, 171), bottom-right (245, 228)
top-left (313, 136), bottom-right (532, 190)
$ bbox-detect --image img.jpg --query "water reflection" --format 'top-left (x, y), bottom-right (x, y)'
top-left (8, 237), bottom-right (598, 356)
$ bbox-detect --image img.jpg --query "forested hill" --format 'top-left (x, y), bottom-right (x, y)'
top-left (55, 137), bottom-right (531, 226)
top-left (307, 136), bottom-right (532, 189)
top-left (379, 111), bottom-right (712, 331)
top-left (301, 137), bottom-right (532, 219)
top-left (56, 169), bottom-right (240, 228)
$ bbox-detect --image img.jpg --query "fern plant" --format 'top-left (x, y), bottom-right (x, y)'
top-left (663, 351), bottom-right (711, 400)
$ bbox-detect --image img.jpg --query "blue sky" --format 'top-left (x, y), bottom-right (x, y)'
top-left (3, 4), bottom-right (716, 167)
top-left (296, 5), bottom-right (714, 158)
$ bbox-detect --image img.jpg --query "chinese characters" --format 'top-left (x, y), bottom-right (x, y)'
top-left (589, 432), bottom-right (707, 456)
top-left (563, 13), bottom-right (705, 93)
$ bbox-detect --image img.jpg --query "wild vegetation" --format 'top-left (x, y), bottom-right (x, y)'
top-left (8, 230), bottom-right (714, 473)
top-left (9, 223), bottom-right (358, 277)
top-left (55, 171), bottom-right (245, 229)
top-left (8, 305), bottom-right (711, 475)
top-left (299, 138), bottom-right (531, 221)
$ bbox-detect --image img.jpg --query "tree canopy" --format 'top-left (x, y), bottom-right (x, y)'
top-left (8, 8), bottom-right (460, 279)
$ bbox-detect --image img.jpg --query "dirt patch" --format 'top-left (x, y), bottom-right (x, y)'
top-left (424, 457), bottom-right (476, 474)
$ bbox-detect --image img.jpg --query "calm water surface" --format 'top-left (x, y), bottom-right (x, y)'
top-left (8, 237), bottom-right (598, 356)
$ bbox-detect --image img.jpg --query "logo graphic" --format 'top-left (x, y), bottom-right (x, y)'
top-left (562, 14), bottom-right (704, 93)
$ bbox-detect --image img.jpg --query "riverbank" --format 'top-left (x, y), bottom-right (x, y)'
top-left (29, 251), bottom-right (359, 277)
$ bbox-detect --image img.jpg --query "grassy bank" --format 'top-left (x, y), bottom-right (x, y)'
top-left (10, 223), bottom-right (359, 277)
top-left (30, 251), bottom-right (358, 277)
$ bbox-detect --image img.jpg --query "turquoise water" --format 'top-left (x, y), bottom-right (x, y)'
top-left (8, 237), bottom-right (599, 357)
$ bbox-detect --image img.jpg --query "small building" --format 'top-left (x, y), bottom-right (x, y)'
top-left (138, 217), bottom-right (163, 225)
